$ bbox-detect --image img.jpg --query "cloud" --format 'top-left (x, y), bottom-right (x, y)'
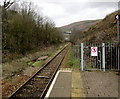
top-left (50, 1), bottom-right (118, 27)
top-left (86, 2), bottom-right (118, 9)
top-left (38, 3), bottom-right (65, 18)
top-left (1, 0), bottom-right (118, 27)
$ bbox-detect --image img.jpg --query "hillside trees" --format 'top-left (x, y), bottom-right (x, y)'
top-left (70, 29), bottom-right (82, 44)
top-left (70, 11), bottom-right (119, 44)
top-left (2, 2), bottom-right (63, 55)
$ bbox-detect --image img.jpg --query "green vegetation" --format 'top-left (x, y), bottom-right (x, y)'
top-left (30, 60), bottom-right (43, 67)
top-left (2, 2), bottom-right (63, 56)
top-left (67, 47), bottom-right (80, 69)
top-left (2, 43), bottom-right (66, 79)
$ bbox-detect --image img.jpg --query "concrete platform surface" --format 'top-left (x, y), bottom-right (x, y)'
top-left (81, 71), bottom-right (119, 98)
top-left (45, 70), bottom-right (72, 98)
top-left (45, 69), bottom-right (119, 99)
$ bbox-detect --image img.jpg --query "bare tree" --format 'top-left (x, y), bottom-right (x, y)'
top-left (4, 0), bottom-right (15, 10)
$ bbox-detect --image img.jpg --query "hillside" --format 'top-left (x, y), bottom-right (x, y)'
top-left (59, 20), bottom-right (100, 32)
top-left (78, 10), bottom-right (120, 43)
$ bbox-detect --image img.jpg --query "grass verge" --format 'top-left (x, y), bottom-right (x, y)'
top-left (2, 43), bottom-right (66, 80)
top-left (67, 46), bottom-right (80, 69)
top-left (32, 60), bottom-right (44, 67)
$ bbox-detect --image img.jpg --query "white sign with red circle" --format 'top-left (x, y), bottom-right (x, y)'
top-left (91, 47), bottom-right (98, 56)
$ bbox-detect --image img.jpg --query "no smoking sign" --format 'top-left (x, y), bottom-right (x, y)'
top-left (91, 47), bottom-right (98, 56)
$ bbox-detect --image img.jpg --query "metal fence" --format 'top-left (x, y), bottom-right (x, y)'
top-left (73, 45), bottom-right (80, 58)
top-left (73, 43), bottom-right (120, 71)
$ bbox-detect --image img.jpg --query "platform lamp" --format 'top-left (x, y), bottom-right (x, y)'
top-left (115, 14), bottom-right (120, 73)
top-left (115, 14), bottom-right (120, 42)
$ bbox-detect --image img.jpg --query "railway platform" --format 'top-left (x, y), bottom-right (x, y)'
top-left (45, 70), bottom-right (72, 98)
top-left (45, 69), bottom-right (119, 98)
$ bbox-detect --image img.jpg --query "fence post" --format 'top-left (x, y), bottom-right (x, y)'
top-left (81, 43), bottom-right (84, 71)
top-left (102, 43), bottom-right (105, 72)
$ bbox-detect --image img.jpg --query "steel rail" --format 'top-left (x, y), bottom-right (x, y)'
top-left (40, 48), bottom-right (67, 98)
top-left (8, 43), bottom-right (69, 99)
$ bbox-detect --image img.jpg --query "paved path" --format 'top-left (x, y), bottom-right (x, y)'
top-left (81, 71), bottom-right (119, 98)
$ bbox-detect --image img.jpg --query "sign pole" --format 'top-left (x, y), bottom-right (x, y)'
top-left (81, 43), bottom-right (84, 71)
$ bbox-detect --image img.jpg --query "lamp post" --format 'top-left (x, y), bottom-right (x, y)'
top-left (115, 14), bottom-right (120, 73)
top-left (115, 14), bottom-right (120, 42)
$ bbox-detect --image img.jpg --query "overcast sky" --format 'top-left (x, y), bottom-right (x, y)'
top-left (1, 0), bottom-right (119, 27)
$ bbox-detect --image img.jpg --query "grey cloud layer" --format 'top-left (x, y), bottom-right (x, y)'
top-left (9, 0), bottom-right (118, 27)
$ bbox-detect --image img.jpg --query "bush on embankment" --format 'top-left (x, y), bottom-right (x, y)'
top-left (2, 2), bottom-right (63, 55)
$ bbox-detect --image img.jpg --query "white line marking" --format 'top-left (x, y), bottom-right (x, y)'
top-left (59, 70), bottom-right (72, 72)
top-left (45, 70), bottom-right (72, 98)
top-left (45, 71), bottom-right (60, 98)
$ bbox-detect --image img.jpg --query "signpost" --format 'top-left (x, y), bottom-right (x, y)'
top-left (91, 47), bottom-right (98, 56)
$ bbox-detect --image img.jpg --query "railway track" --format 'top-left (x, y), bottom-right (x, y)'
top-left (8, 44), bottom-right (69, 99)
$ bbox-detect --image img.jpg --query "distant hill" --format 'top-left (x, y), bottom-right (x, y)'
top-left (59, 20), bottom-right (100, 32)
top-left (79, 10), bottom-right (120, 43)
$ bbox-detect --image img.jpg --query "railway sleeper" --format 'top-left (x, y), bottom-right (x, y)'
top-left (16, 87), bottom-right (44, 96)
top-left (36, 75), bottom-right (50, 79)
